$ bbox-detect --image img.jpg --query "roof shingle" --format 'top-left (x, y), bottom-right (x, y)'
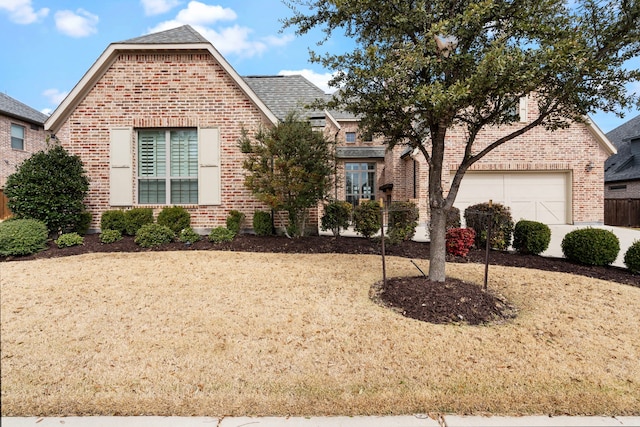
top-left (0, 92), bottom-right (48, 125)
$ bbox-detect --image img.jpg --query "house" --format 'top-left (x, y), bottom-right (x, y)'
top-left (0, 93), bottom-right (50, 219)
top-left (45, 25), bottom-right (616, 233)
top-left (604, 114), bottom-right (640, 226)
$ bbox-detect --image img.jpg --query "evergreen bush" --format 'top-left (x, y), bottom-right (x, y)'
top-left (101, 210), bottom-right (127, 234)
top-left (253, 210), bottom-right (273, 236)
top-left (387, 201), bottom-right (419, 244)
top-left (226, 210), bottom-right (245, 235)
top-left (178, 227), bottom-right (201, 244)
top-left (209, 226), bottom-right (236, 243)
top-left (134, 223), bottom-right (175, 248)
top-left (124, 208), bottom-right (154, 236)
top-left (446, 207), bottom-right (461, 229)
top-left (321, 200), bottom-right (352, 237)
top-left (100, 229), bottom-right (122, 244)
top-left (623, 240), bottom-right (640, 274)
top-left (513, 220), bottom-right (551, 255)
top-left (157, 206), bottom-right (191, 234)
top-left (3, 145), bottom-right (89, 234)
top-left (55, 232), bottom-right (84, 248)
top-left (353, 200), bottom-right (381, 238)
top-left (561, 228), bottom-right (620, 266)
top-left (464, 202), bottom-right (514, 250)
top-left (0, 219), bottom-right (49, 256)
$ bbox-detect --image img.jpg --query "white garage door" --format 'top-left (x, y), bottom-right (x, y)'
top-left (453, 172), bottom-right (570, 224)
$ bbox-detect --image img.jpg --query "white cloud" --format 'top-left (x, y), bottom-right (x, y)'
top-left (279, 69), bottom-right (338, 94)
top-left (42, 88), bottom-right (69, 106)
top-left (140, 0), bottom-right (181, 16)
top-left (55, 9), bottom-right (99, 37)
top-left (0, 0), bottom-right (48, 24)
top-left (175, 1), bottom-right (236, 25)
top-left (146, 2), bottom-right (292, 58)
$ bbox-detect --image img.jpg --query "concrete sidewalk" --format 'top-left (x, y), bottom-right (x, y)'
top-left (3, 415), bottom-right (640, 426)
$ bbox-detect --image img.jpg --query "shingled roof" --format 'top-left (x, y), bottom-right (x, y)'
top-left (0, 92), bottom-right (48, 125)
top-left (119, 25), bottom-right (208, 44)
top-left (605, 114), bottom-right (640, 183)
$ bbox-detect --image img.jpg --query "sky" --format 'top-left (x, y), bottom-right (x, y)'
top-left (0, 0), bottom-right (638, 134)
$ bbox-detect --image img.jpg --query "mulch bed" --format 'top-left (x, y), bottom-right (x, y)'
top-left (2, 233), bottom-right (637, 325)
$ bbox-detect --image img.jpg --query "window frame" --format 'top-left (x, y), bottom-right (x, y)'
top-left (137, 128), bottom-right (199, 205)
top-left (345, 162), bottom-right (376, 207)
top-left (345, 132), bottom-right (357, 143)
top-left (11, 123), bottom-right (25, 150)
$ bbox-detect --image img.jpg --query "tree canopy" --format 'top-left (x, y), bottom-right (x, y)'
top-left (284, 0), bottom-right (640, 281)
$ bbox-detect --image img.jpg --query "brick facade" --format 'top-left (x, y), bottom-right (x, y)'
top-left (55, 51), bottom-right (274, 232)
top-left (0, 115), bottom-right (48, 188)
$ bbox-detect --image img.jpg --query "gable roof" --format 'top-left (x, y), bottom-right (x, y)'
top-left (0, 92), bottom-right (48, 125)
top-left (605, 114), bottom-right (640, 183)
top-left (45, 25), bottom-right (278, 132)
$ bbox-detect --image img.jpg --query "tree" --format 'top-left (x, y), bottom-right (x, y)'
top-left (4, 144), bottom-right (90, 234)
top-left (284, 0), bottom-right (640, 281)
top-left (239, 113), bottom-right (334, 237)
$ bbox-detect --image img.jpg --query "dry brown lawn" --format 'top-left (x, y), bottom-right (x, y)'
top-left (1, 251), bottom-right (639, 417)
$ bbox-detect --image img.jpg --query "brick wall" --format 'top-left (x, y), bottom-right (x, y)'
top-left (605, 180), bottom-right (640, 199)
top-left (0, 115), bottom-right (49, 188)
top-left (56, 51), bottom-right (276, 232)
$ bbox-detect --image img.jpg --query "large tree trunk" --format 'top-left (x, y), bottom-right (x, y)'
top-left (428, 205), bottom-right (448, 282)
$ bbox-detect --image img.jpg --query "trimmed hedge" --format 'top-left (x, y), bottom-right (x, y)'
top-left (101, 210), bottom-right (127, 234)
top-left (561, 228), bottom-right (620, 266)
top-left (209, 227), bottom-right (236, 243)
top-left (464, 202), bottom-right (514, 250)
top-left (100, 229), bottom-right (122, 244)
top-left (55, 232), bottom-right (84, 248)
top-left (178, 227), bottom-right (201, 244)
top-left (125, 208), bottom-right (154, 236)
top-left (321, 200), bottom-right (352, 237)
top-left (0, 219), bottom-right (49, 256)
top-left (253, 210), bottom-right (273, 236)
top-left (157, 206), bottom-right (191, 234)
top-left (134, 223), bottom-right (175, 248)
top-left (387, 201), bottom-right (419, 244)
top-left (353, 200), bottom-right (381, 238)
top-left (623, 240), bottom-right (640, 274)
top-left (513, 220), bottom-right (551, 255)
top-left (226, 210), bottom-right (245, 235)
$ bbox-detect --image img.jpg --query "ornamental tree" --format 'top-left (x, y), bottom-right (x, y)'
top-left (239, 113), bottom-right (334, 237)
top-left (284, 0), bottom-right (640, 281)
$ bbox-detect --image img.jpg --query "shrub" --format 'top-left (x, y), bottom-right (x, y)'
top-left (74, 210), bottom-right (92, 235)
top-left (321, 200), bottom-right (352, 237)
top-left (464, 202), bottom-right (514, 250)
top-left (513, 220), bottom-right (551, 255)
top-left (253, 210), bottom-right (273, 236)
top-left (209, 226), bottom-right (236, 243)
top-left (623, 240), bottom-right (640, 274)
top-left (353, 200), bottom-right (381, 238)
top-left (387, 201), bottom-right (419, 244)
top-left (446, 207), bottom-right (461, 229)
top-left (226, 210), bottom-right (245, 235)
top-left (55, 232), bottom-right (84, 248)
top-left (124, 208), bottom-right (154, 236)
top-left (3, 145), bottom-right (89, 234)
top-left (101, 210), bottom-right (127, 234)
top-left (100, 229), bottom-right (122, 244)
top-left (0, 219), bottom-right (49, 256)
top-left (134, 223), bottom-right (175, 248)
top-left (178, 227), bottom-right (201, 244)
top-left (446, 227), bottom-right (476, 257)
top-left (157, 206), bottom-right (191, 234)
top-left (561, 228), bottom-right (620, 266)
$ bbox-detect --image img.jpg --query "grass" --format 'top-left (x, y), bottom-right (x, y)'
top-left (1, 251), bottom-right (639, 417)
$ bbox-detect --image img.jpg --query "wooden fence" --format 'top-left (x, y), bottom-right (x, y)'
top-left (604, 198), bottom-right (640, 227)
top-left (0, 189), bottom-right (11, 220)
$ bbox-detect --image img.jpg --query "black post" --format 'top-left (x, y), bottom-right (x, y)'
top-left (483, 201), bottom-right (493, 292)
top-left (381, 205), bottom-right (387, 288)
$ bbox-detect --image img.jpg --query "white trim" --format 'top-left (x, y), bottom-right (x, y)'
top-left (585, 115), bottom-right (617, 156)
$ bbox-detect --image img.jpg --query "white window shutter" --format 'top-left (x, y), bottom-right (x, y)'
top-left (109, 128), bottom-right (133, 206)
top-left (518, 96), bottom-right (528, 122)
top-left (198, 127), bottom-right (221, 205)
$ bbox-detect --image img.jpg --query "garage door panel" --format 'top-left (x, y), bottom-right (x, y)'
top-left (453, 172), bottom-right (568, 224)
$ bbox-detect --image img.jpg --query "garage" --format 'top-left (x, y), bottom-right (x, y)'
top-left (453, 172), bottom-right (570, 224)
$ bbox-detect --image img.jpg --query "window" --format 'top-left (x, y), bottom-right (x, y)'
top-left (138, 129), bottom-right (198, 204)
top-left (609, 185), bottom-right (627, 191)
top-left (345, 162), bottom-right (376, 207)
top-left (345, 132), bottom-right (356, 143)
top-left (11, 124), bottom-right (25, 150)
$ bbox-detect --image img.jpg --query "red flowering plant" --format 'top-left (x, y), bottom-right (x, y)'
top-left (445, 227), bottom-right (476, 257)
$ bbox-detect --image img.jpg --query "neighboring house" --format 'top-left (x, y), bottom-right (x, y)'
top-left (604, 114), bottom-right (640, 226)
top-left (44, 25), bottom-right (616, 233)
top-left (0, 93), bottom-right (49, 219)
